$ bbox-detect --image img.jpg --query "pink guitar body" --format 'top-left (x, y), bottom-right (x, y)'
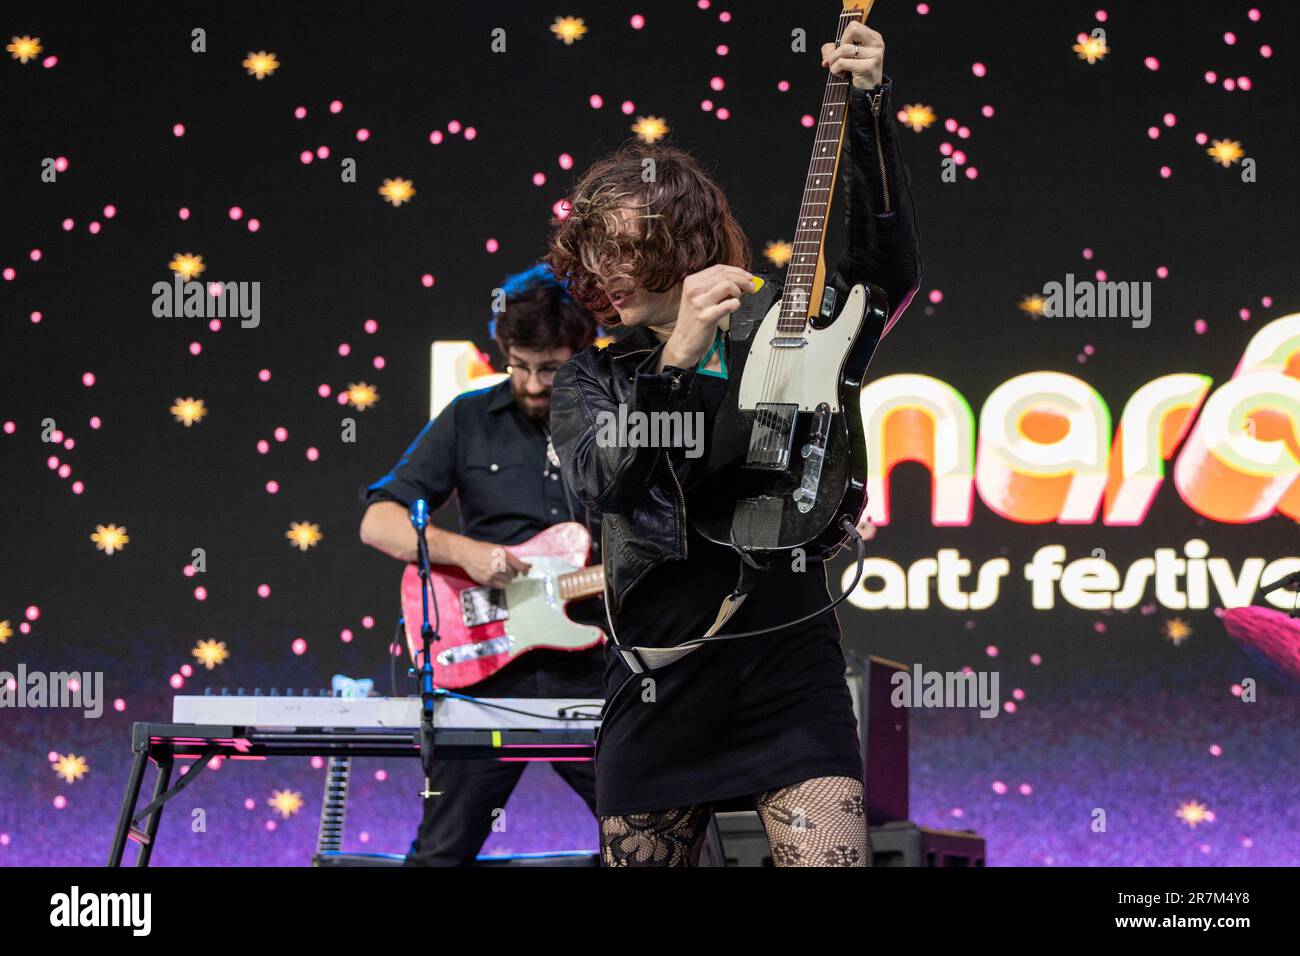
top-left (400, 522), bottom-right (606, 689)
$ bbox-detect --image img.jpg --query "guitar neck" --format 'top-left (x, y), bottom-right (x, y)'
top-left (781, 0), bottom-right (876, 337)
top-left (557, 564), bottom-right (605, 602)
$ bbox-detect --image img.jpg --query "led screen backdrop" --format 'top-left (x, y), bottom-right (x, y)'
top-left (1, 0), bottom-right (1297, 865)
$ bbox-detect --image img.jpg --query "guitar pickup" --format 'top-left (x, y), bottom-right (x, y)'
top-left (746, 404), bottom-right (799, 471)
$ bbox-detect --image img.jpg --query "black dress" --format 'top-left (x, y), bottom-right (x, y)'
top-left (593, 369), bottom-right (864, 817)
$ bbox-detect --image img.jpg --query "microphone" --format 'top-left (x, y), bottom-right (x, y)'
top-left (409, 498), bottom-right (429, 532)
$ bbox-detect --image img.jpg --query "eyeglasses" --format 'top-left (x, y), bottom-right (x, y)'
top-left (506, 361), bottom-right (564, 384)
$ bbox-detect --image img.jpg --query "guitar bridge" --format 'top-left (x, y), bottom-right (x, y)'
top-left (460, 587), bottom-right (508, 627)
top-left (746, 404), bottom-right (799, 471)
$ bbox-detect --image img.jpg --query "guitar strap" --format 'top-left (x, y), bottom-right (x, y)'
top-left (613, 551), bottom-right (769, 674)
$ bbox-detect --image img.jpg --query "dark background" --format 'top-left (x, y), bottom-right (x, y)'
top-left (1, 0), bottom-right (1298, 865)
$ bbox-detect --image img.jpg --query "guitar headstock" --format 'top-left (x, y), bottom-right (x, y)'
top-left (843, 0), bottom-right (876, 16)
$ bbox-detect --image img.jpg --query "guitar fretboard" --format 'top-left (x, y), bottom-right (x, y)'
top-left (558, 565), bottom-right (605, 601)
top-left (779, 4), bottom-right (873, 335)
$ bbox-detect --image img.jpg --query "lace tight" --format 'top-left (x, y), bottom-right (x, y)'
top-left (599, 775), bottom-right (868, 867)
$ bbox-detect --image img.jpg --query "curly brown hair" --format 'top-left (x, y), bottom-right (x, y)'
top-left (545, 142), bottom-right (751, 324)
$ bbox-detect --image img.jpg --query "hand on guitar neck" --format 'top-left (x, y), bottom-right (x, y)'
top-left (658, 265), bottom-right (758, 373)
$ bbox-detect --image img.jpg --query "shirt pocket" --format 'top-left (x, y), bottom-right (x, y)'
top-left (464, 446), bottom-right (527, 478)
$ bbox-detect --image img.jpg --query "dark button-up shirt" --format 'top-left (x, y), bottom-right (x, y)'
top-left (364, 379), bottom-right (600, 557)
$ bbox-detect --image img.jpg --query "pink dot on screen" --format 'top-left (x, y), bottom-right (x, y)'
top-left (247, 219), bottom-right (261, 232)
top-left (429, 130), bottom-right (444, 144)
top-left (1160, 166), bottom-right (1172, 179)
top-left (189, 342), bottom-right (202, 355)
top-left (364, 318), bottom-right (378, 333)
top-left (1147, 127), bottom-right (1160, 140)
top-left (58, 464), bottom-right (71, 478)
top-left (448, 120), bottom-right (462, 134)
top-left (372, 356), bottom-right (385, 370)
top-left (54, 796), bottom-right (67, 810)
top-left (244, 798), bottom-right (256, 810)
top-left (306, 447), bottom-right (320, 461)
top-left (716, 44), bottom-right (729, 56)
top-left (464, 127), bottom-right (477, 140)
top-left (265, 821), bottom-right (277, 832)
top-left (24, 607), bottom-right (39, 621)
top-left (336, 392), bottom-right (349, 405)
top-left (318, 384), bottom-right (331, 398)
top-left (294, 106), bottom-right (307, 119)
top-left (362, 615), bottom-right (375, 629)
top-left (1238, 77), bottom-right (1252, 91)
top-left (169, 674), bottom-right (184, 689)
top-left (1018, 783), bottom-right (1032, 795)
top-left (421, 273), bottom-right (435, 287)
top-left (114, 699), bottom-right (125, 712)
top-left (55, 157), bottom-right (68, 172)
top-left (1239, 308), bottom-right (1251, 320)
top-left (1196, 132), bottom-right (1209, 144)
top-left (292, 638), bottom-right (307, 656)
top-left (710, 76), bottom-right (725, 91)
top-left (173, 123), bottom-right (185, 137)
top-left (972, 63), bottom-right (986, 77)
top-left (1248, 8), bottom-right (1260, 20)
top-left (274, 427), bottom-right (288, 442)
top-left (311, 756), bottom-right (325, 770)
top-left (43, 55), bottom-right (56, 68)
top-left (180, 665), bottom-right (193, 678)
top-left (2, 268), bottom-right (13, 280)
top-left (375, 770), bottom-right (388, 782)
top-left (1095, 269), bottom-right (1107, 281)
top-left (945, 118), bottom-right (958, 133)
top-left (82, 372), bottom-right (96, 387)
top-left (1144, 57), bottom-right (1160, 71)
top-left (559, 153), bottom-right (574, 170)
top-left (1260, 45), bottom-right (1272, 58)
top-left (356, 128), bottom-right (370, 141)
top-left (589, 94), bottom-right (603, 109)
top-left (1263, 296), bottom-right (1274, 307)
top-left (957, 126), bottom-right (970, 139)
top-left (953, 150), bottom-right (966, 165)
top-left (2, 421), bottom-right (14, 434)
top-left (486, 238), bottom-right (499, 253)
top-left (179, 207), bottom-right (190, 219)
top-left (258, 368), bottom-right (271, 382)
top-left (330, 99), bottom-right (343, 113)
top-left (533, 172), bottom-right (546, 186)
top-left (1195, 319), bottom-right (1208, 334)
top-left (299, 150), bottom-right (313, 164)
top-left (777, 80), bottom-right (790, 92)
top-left (1223, 78), bottom-right (1236, 91)
top-left (258, 584), bottom-right (271, 598)
top-left (982, 105), bottom-right (994, 118)
top-left (229, 206), bottom-right (243, 220)
top-left (631, 14), bottom-right (645, 29)
top-left (718, 11), bottom-right (730, 22)
top-left (801, 114), bottom-right (815, 127)
top-left (316, 145), bottom-right (330, 159)
top-left (701, 100), bottom-right (714, 112)
top-left (1210, 744), bottom-right (1223, 756)
top-left (1224, 32), bottom-right (1236, 45)
top-left (1204, 70), bottom-right (1217, 83)
top-left (716, 108), bottom-right (730, 121)
top-left (917, 2), bottom-right (930, 12)
top-left (265, 480), bottom-right (279, 493)
top-left (992, 781), bottom-right (1007, 795)
top-left (985, 644), bottom-right (998, 657)
top-left (30, 249), bottom-right (41, 262)
top-left (928, 289), bottom-right (943, 304)
top-left (257, 439), bottom-right (270, 454)
top-left (1157, 266), bottom-right (1169, 278)
top-left (1163, 113), bottom-right (1177, 127)
top-left (72, 482), bottom-right (84, 496)
top-left (1094, 9), bottom-right (1107, 22)
top-left (621, 100), bottom-right (635, 114)
top-left (63, 218), bottom-right (74, 230)
top-left (47, 456), bottom-right (59, 469)
top-left (341, 629), bottom-right (354, 643)
top-left (553, 199), bottom-right (572, 220)
top-left (88, 222), bottom-right (101, 235)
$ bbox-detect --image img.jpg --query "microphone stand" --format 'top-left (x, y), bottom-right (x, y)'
top-left (410, 501), bottom-right (443, 801)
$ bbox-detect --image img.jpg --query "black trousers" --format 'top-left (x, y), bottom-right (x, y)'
top-left (404, 645), bottom-right (605, 866)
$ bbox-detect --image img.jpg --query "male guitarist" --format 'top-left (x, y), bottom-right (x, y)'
top-left (360, 264), bottom-right (604, 866)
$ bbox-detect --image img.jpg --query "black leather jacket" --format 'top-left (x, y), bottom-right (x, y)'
top-left (551, 78), bottom-right (922, 620)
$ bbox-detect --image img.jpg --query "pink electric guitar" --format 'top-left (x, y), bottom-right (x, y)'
top-left (400, 522), bottom-right (606, 688)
